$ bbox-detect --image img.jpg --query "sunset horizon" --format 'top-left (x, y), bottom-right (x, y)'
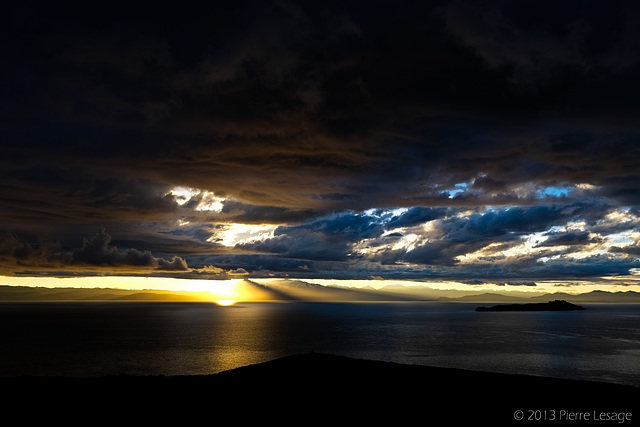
top-left (2, 274), bottom-right (640, 296)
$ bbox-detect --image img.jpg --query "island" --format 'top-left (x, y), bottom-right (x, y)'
top-left (475, 300), bottom-right (585, 312)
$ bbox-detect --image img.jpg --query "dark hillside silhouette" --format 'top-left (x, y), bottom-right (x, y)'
top-left (3, 353), bottom-right (637, 425)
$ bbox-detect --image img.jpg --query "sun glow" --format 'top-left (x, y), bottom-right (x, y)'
top-left (203, 278), bottom-right (272, 302)
top-left (215, 299), bottom-right (237, 306)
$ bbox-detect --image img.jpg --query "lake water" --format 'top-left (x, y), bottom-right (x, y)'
top-left (1, 301), bottom-right (639, 386)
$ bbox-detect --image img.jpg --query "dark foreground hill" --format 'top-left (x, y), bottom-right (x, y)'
top-left (4, 353), bottom-right (638, 426)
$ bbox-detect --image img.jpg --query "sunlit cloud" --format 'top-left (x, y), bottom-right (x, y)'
top-left (598, 208), bottom-right (639, 229)
top-left (209, 223), bottom-right (278, 247)
top-left (168, 186), bottom-right (225, 212)
top-left (391, 232), bottom-right (420, 252)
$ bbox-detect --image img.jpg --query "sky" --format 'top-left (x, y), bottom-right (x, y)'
top-left (3, 0), bottom-right (640, 293)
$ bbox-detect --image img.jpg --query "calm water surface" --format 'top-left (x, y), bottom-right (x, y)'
top-left (1, 301), bottom-right (639, 386)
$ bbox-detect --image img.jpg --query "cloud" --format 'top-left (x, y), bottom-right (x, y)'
top-left (537, 231), bottom-right (602, 247)
top-left (443, 0), bottom-right (591, 85)
top-left (499, 281), bottom-right (537, 287)
top-left (462, 280), bottom-right (537, 286)
top-left (4, 1), bottom-right (640, 215)
top-left (69, 228), bottom-right (187, 272)
top-left (224, 204), bottom-right (595, 276)
top-left (443, 0), bottom-right (640, 91)
top-left (384, 207), bottom-right (451, 229)
top-left (0, 229), bottom-right (189, 274)
top-left (2, 1), bottom-right (640, 283)
top-left (221, 202), bottom-right (640, 279)
top-left (237, 211), bottom-right (384, 262)
top-left (0, 232), bottom-right (65, 270)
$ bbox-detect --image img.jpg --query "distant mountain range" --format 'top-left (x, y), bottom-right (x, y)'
top-left (0, 285), bottom-right (207, 301)
top-left (1, 280), bottom-right (639, 303)
top-left (436, 290), bottom-right (640, 303)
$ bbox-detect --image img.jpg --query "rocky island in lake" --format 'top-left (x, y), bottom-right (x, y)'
top-left (475, 300), bottom-right (585, 312)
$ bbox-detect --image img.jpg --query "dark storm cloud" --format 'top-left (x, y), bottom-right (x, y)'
top-left (385, 207), bottom-right (451, 229)
top-left (218, 200), bottom-right (320, 224)
top-left (537, 231), bottom-right (602, 247)
top-left (72, 228), bottom-right (188, 271)
top-left (238, 211), bottom-right (384, 261)
top-left (0, 228), bottom-right (188, 275)
top-left (2, 0), bottom-right (640, 279)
